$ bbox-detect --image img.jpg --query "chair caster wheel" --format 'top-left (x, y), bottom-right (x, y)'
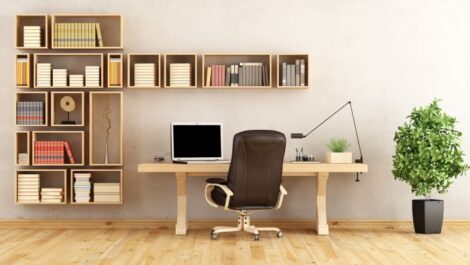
top-left (276, 231), bottom-right (283, 238)
top-left (254, 234), bottom-right (260, 241)
top-left (211, 230), bottom-right (218, 240)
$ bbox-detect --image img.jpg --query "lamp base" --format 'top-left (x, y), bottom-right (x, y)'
top-left (61, 120), bottom-right (76, 125)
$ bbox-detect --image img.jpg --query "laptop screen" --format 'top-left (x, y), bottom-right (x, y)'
top-left (171, 123), bottom-right (223, 160)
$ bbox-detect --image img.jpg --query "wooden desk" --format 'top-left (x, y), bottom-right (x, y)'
top-left (138, 162), bottom-right (368, 236)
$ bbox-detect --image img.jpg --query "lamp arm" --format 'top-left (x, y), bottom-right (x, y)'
top-left (348, 102), bottom-right (363, 163)
top-left (302, 101), bottom-right (351, 138)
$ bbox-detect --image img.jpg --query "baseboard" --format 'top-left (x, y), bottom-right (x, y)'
top-left (0, 219), bottom-right (469, 229)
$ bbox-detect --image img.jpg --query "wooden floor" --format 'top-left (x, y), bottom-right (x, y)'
top-left (1, 224), bottom-right (470, 264)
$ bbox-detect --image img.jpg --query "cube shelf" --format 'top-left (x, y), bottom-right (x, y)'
top-left (164, 53), bottom-right (197, 88)
top-left (15, 131), bottom-right (30, 166)
top-left (16, 54), bottom-right (31, 88)
top-left (107, 53), bottom-right (124, 88)
top-left (15, 92), bottom-right (48, 127)
top-left (32, 131), bottom-right (85, 166)
top-left (70, 169), bottom-right (123, 204)
top-left (277, 54), bottom-right (309, 88)
top-left (15, 169), bottom-right (67, 205)
top-left (127, 54), bottom-right (160, 88)
top-left (16, 14), bottom-right (48, 49)
top-left (51, 91), bottom-right (85, 127)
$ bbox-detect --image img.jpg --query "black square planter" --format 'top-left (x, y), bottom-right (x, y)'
top-left (412, 199), bottom-right (444, 234)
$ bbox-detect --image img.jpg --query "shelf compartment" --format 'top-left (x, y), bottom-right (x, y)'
top-left (51, 91), bottom-right (85, 127)
top-left (15, 92), bottom-right (48, 127)
top-left (15, 169), bottom-right (67, 205)
top-left (90, 92), bottom-right (123, 166)
top-left (51, 14), bottom-right (123, 49)
top-left (107, 53), bottom-right (124, 88)
top-left (15, 131), bottom-right (30, 166)
top-left (127, 54), bottom-right (160, 88)
top-left (276, 54), bottom-right (309, 88)
top-left (32, 131), bottom-right (85, 166)
top-left (70, 169), bottom-right (122, 204)
top-left (164, 53), bottom-right (197, 88)
top-left (202, 54), bottom-right (272, 88)
top-left (16, 54), bottom-right (31, 88)
top-left (33, 53), bottom-right (104, 88)
top-left (16, 14), bottom-right (48, 49)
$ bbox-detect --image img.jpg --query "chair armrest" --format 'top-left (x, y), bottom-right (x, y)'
top-left (204, 183), bottom-right (233, 210)
top-left (206, 178), bottom-right (227, 184)
top-left (275, 185), bottom-right (288, 210)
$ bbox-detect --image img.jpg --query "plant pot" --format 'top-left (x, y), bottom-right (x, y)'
top-left (325, 152), bottom-right (352, 163)
top-left (412, 199), bottom-right (444, 234)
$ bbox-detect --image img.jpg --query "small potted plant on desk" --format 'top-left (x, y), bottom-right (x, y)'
top-left (393, 99), bottom-right (468, 234)
top-left (326, 137), bottom-right (352, 163)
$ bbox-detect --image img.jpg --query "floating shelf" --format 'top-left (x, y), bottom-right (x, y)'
top-left (107, 53), bottom-right (124, 88)
top-left (164, 53), bottom-right (197, 88)
top-left (276, 54), bottom-right (309, 88)
top-left (15, 131), bottom-right (30, 166)
top-left (51, 91), bottom-right (85, 127)
top-left (15, 169), bottom-right (67, 205)
top-left (51, 14), bottom-right (123, 49)
top-left (127, 53), bottom-right (160, 88)
top-left (16, 54), bottom-right (31, 88)
top-left (15, 91), bottom-right (48, 127)
top-left (70, 169), bottom-right (123, 204)
top-left (90, 92), bottom-right (123, 166)
top-left (16, 14), bottom-right (48, 49)
top-left (32, 131), bottom-right (85, 166)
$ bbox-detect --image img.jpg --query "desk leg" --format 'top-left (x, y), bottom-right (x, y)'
top-left (175, 172), bottom-right (188, 235)
top-left (315, 172), bottom-right (329, 235)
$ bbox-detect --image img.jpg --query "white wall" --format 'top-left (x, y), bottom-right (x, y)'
top-left (1, 0), bottom-right (470, 220)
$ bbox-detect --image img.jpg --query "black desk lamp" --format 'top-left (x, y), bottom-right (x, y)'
top-left (291, 101), bottom-right (364, 181)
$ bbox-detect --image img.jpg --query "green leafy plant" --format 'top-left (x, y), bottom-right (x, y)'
top-left (327, 137), bottom-right (350, 152)
top-left (393, 99), bottom-right (469, 197)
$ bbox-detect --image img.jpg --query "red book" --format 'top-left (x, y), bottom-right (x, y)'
top-left (220, 65), bottom-right (225, 86)
top-left (64, 141), bottom-right (76, 164)
top-left (34, 141), bottom-right (38, 164)
top-left (211, 65), bottom-right (217, 86)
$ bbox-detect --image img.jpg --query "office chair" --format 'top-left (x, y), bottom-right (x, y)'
top-left (204, 130), bottom-right (287, 240)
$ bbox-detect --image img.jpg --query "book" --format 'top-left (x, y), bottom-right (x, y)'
top-left (300, 59), bottom-right (306, 86)
top-left (295, 60), bottom-right (300, 86)
top-left (96, 23), bottom-right (103, 47)
top-left (205, 67), bottom-right (211, 86)
top-left (63, 141), bottom-right (76, 164)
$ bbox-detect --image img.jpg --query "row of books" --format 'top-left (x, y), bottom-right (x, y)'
top-left (53, 23), bottom-right (103, 47)
top-left (23, 26), bottom-right (42, 48)
top-left (16, 57), bottom-right (29, 86)
top-left (17, 153), bottom-right (29, 165)
top-left (281, 59), bottom-right (306, 86)
top-left (17, 174), bottom-right (40, 203)
top-left (169, 63), bottom-right (192, 87)
top-left (33, 141), bottom-right (76, 165)
top-left (134, 63), bottom-right (155, 87)
top-left (36, 63), bottom-right (101, 87)
top-left (16, 101), bottom-right (44, 125)
top-left (41, 188), bottom-right (64, 203)
top-left (74, 173), bottom-right (91, 203)
top-left (205, 63), bottom-right (269, 87)
top-left (53, 69), bottom-right (68, 87)
top-left (94, 183), bottom-right (120, 203)
top-left (109, 57), bottom-right (122, 86)
top-left (37, 63), bottom-right (52, 87)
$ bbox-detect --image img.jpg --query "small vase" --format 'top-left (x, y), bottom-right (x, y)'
top-left (104, 141), bottom-right (110, 164)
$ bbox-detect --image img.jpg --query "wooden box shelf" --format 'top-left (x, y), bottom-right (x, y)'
top-left (16, 14), bottom-right (48, 49)
top-left (32, 131), bottom-right (85, 166)
top-left (164, 53), bottom-right (197, 88)
top-left (15, 169), bottom-right (67, 205)
top-left (276, 54), bottom-right (309, 88)
top-left (51, 91), bottom-right (85, 127)
top-left (70, 169), bottom-right (122, 204)
top-left (15, 92), bottom-right (48, 127)
top-left (202, 54), bottom-right (272, 88)
top-left (127, 54), bottom-right (160, 88)
top-left (16, 54), bottom-right (31, 88)
top-left (90, 92), bottom-right (123, 166)
top-left (107, 53), bottom-right (124, 88)
top-left (15, 132), bottom-right (30, 166)
top-left (33, 53), bottom-right (104, 88)
top-left (51, 14), bottom-right (123, 49)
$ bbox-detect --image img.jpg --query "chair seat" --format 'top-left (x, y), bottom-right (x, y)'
top-left (211, 187), bottom-right (274, 210)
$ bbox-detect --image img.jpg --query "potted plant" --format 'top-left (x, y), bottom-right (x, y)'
top-left (326, 137), bottom-right (352, 163)
top-left (393, 99), bottom-right (468, 234)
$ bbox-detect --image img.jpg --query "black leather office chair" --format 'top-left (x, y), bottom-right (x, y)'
top-left (204, 130), bottom-right (287, 240)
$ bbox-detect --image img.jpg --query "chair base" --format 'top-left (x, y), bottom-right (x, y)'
top-left (211, 212), bottom-right (283, 240)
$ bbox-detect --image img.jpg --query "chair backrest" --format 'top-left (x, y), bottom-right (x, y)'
top-left (226, 130), bottom-right (286, 209)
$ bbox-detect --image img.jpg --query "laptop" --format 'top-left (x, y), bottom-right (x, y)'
top-left (171, 122), bottom-right (230, 164)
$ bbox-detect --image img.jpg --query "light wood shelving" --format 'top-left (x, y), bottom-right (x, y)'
top-left (90, 92), bottom-right (123, 166)
top-left (15, 131), bottom-right (30, 166)
top-left (16, 14), bottom-right (48, 49)
top-left (276, 54), bottom-right (309, 88)
top-left (16, 54), bottom-right (31, 88)
top-left (164, 53), bottom-right (197, 88)
top-left (15, 91), bottom-right (48, 127)
top-left (15, 169), bottom-right (67, 205)
top-left (32, 131), bottom-right (85, 166)
top-left (127, 53), bottom-right (160, 88)
top-left (51, 91), bottom-right (85, 127)
top-left (107, 53), bottom-right (124, 88)
top-left (70, 169), bottom-right (123, 204)
top-left (51, 14), bottom-right (123, 49)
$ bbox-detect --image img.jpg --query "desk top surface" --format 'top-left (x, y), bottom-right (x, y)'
top-left (138, 162), bottom-right (368, 173)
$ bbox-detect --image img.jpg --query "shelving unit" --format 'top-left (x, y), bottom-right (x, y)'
top-left (51, 14), bottom-right (123, 49)
top-left (127, 54), bottom-right (160, 88)
top-left (16, 54), bottom-right (31, 88)
top-left (16, 14), bottom-right (48, 49)
top-left (107, 53), bottom-right (124, 88)
top-left (15, 169), bottom-right (67, 205)
top-left (32, 131), bottom-right (85, 166)
top-left (15, 132), bottom-right (30, 166)
top-left (51, 91), bottom-right (85, 127)
top-left (90, 92), bottom-right (123, 166)
top-left (70, 169), bottom-right (122, 204)
top-left (164, 53), bottom-right (197, 88)
top-left (15, 91), bottom-right (48, 127)
top-left (276, 54), bottom-right (309, 88)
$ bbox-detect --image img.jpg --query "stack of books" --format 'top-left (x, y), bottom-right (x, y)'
top-left (206, 63), bottom-right (269, 87)
top-left (17, 153), bottom-right (29, 165)
top-left (33, 141), bottom-right (75, 165)
top-left (70, 74), bottom-right (84, 87)
top-left (281, 59), bottom-right (306, 86)
top-left (16, 57), bottom-right (29, 86)
top-left (23, 26), bottom-right (41, 48)
top-left (94, 183), bottom-right (120, 203)
top-left (16, 101), bottom-right (44, 125)
top-left (108, 57), bottom-right (122, 86)
top-left (134, 63), bottom-right (155, 87)
top-left (41, 188), bottom-right (63, 203)
top-left (52, 69), bottom-right (68, 87)
top-left (169, 63), bottom-right (191, 87)
top-left (74, 173), bottom-right (91, 203)
top-left (53, 23), bottom-right (103, 47)
top-left (17, 174), bottom-right (40, 203)
top-left (85, 66), bottom-right (100, 87)
top-left (36, 63), bottom-right (52, 87)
